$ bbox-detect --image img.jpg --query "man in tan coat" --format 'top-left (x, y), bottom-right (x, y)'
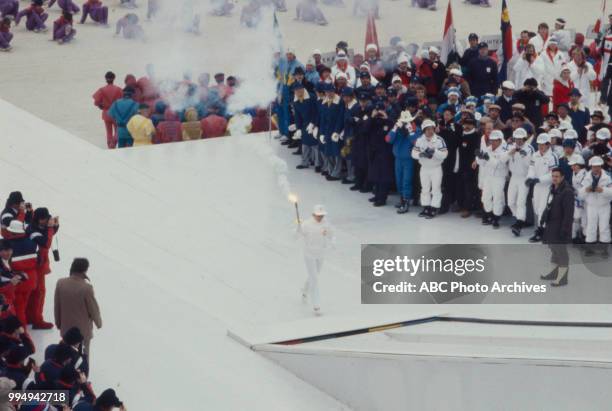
top-left (54, 258), bottom-right (102, 361)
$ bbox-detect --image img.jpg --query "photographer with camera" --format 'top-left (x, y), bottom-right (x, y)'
top-left (0, 240), bottom-right (21, 316)
top-left (1, 192), bottom-right (32, 238)
top-left (513, 45), bottom-right (544, 97)
top-left (3, 221), bottom-right (38, 327)
top-left (387, 110), bottom-right (419, 213)
top-left (368, 99), bottom-right (395, 206)
top-left (74, 387), bottom-right (126, 411)
top-left (25, 207), bottom-right (59, 330)
top-left (539, 168), bottom-right (575, 287)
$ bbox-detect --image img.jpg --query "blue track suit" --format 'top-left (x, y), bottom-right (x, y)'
top-left (108, 97), bottom-right (139, 147)
top-left (275, 58), bottom-right (303, 137)
top-left (387, 125), bottom-right (420, 200)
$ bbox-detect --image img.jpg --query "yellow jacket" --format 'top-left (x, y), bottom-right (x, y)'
top-left (127, 114), bottom-right (155, 146)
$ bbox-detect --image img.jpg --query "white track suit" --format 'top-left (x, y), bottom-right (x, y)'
top-left (412, 134), bottom-right (448, 208)
top-left (527, 148), bottom-right (558, 227)
top-left (508, 144), bottom-right (533, 221)
top-left (572, 169), bottom-right (588, 238)
top-left (579, 172), bottom-right (612, 243)
top-left (297, 217), bottom-right (335, 309)
top-left (480, 143), bottom-right (510, 217)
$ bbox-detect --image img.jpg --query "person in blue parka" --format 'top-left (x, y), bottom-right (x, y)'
top-left (317, 82), bottom-right (345, 181)
top-left (387, 110), bottom-right (420, 214)
top-left (292, 83), bottom-right (319, 170)
top-left (108, 87), bottom-right (139, 147)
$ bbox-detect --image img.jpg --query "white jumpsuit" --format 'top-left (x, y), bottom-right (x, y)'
top-left (480, 143), bottom-right (510, 217)
top-left (579, 172), bottom-right (612, 243)
top-left (508, 143), bottom-right (533, 221)
top-left (527, 148), bottom-right (559, 227)
top-left (571, 168), bottom-right (588, 238)
top-left (411, 134), bottom-right (448, 208)
top-left (297, 217), bottom-right (335, 309)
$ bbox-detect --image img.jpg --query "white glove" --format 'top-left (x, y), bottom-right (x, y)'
top-left (353, 116), bottom-right (360, 122)
top-left (313, 127), bottom-right (319, 138)
top-left (306, 123), bottom-right (314, 134)
top-left (331, 133), bottom-right (339, 143)
top-left (319, 135), bottom-right (325, 144)
top-left (362, 115), bottom-right (369, 121)
top-left (293, 129), bottom-right (302, 140)
top-left (288, 124), bottom-right (297, 132)
top-left (339, 131), bottom-right (344, 141)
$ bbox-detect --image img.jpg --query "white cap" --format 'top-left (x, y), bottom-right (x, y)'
top-left (397, 54), bottom-right (409, 64)
top-left (429, 46), bottom-right (440, 55)
top-left (563, 129), bottom-right (578, 140)
top-left (568, 154), bottom-right (585, 166)
top-left (513, 128), bottom-right (528, 139)
top-left (537, 133), bottom-right (551, 144)
top-left (286, 47), bottom-right (296, 55)
top-left (366, 43), bottom-right (378, 51)
top-left (313, 204), bottom-right (327, 216)
top-left (307, 57), bottom-right (315, 65)
top-left (589, 156), bottom-right (604, 166)
top-left (549, 128), bottom-right (562, 139)
top-left (6, 220), bottom-right (25, 234)
top-left (313, 49), bottom-right (322, 55)
top-left (392, 75), bottom-right (402, 83)
top-left (448, 90), bottom-right (460, 97)
top-left (489, 130), bottom-right (504, 141)
top-left (421, 119), bottom-right (436, 130)
top-left (335, 72), bottom-right (348, 80)
top-left (555, 17), bottom-right (566, 26)
top-left (596, 128), bottom-right (611, 140)
top-left (449, 68), bottom-right (462, 76)
top-left (502, 80), bottom-right (515, 90)
top-left (359, 63), bottom-right (370, 70)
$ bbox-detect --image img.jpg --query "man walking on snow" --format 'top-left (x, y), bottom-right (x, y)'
top-left (297, 205), bottom-right (335, 316)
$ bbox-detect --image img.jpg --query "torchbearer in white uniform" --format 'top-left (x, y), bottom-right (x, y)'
top-left (478, 129), bottom-right (509, 228)
top-left (297, 205), bottom-right (335, 316)
top-left (526, 133), bottom-right (559, 242)
top-left (579, 156), bottom-right (612, 252)
top-left (508, 127), bottom-right (534, 236)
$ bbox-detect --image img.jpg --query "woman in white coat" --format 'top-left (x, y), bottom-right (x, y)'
top-left (513, 44), bottom-right (544, 91)
top-left (567, 49), bottom-right (596, 107)
top-left (539, 39), bottom-right (567, 98)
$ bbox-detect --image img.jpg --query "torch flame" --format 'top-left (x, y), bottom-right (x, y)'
top-left (288, 193), bottom-right (298, 204)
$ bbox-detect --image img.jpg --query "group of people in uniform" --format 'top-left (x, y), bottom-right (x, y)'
top-left (276, 23), bottom-right (612, 262)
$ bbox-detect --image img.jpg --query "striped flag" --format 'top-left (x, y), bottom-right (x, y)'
top-left (499, 0), bottom-right (513, 82)
top-left (365, 11), bottom-right (380, 58)
top-left (440, 0), bottom-right (457, 65)
top-left (594, 0), bottom-right (607, 35)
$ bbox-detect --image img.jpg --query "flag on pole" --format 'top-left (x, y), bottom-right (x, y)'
top-left (499, 0), bottom-right (513, 82)
top-left (273, 11), bottom-right (284, 55)
top-left (364, 11), bottom-right (380, 58)
top-left (440, 0), bottom-right (457, 65)
top-left (594, 0), bottom-right (607, 35)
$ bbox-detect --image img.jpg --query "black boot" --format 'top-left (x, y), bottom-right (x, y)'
top-left (326, 175), bottom-right (340, 181)
top-left (418, 207), bottom-right (430, 217)
top-left (373, 199), bottom-right (386, 207)
top-left (529, 227), bottom-right (543, 243)
top-left (540, 266), bottom-right (558, 280)
top-left (482, 212), bottom-right (492, 225)
top-left (314, 166), bottom-right (322, 173)
top-left (551, 267), bottom-right (569, 287)
top-left (425, 207), bottom-right (437, 219)
top-left (368, 196), bottom-right (376, 202)
top-left (296, 164), bottom-right (308, 169)
top-left (349, 184), bottom-right (361, 191)
top-left (397, 201), bottom-right (410, 214)
top-left (511, 220), bottom-right (523, 237)
top-left (492, 215), bottom-right (500, 229)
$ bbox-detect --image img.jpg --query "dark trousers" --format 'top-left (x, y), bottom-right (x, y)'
top-left (457, 170), bottom-right (478, 211)
top-left (549, 244), bottom-right (569, 267)
top-left (441, 170), bottom-right (459, 211)
top-left (354, 166), bottom-right (371, 190)
top-left (373, 183), bottom-right (391, 202)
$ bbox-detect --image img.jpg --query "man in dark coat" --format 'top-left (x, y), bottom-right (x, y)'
top-left (512, 78), bottom-right (550, 128)
top-left (539, 168), bottom-right (574, 287)
top-left (349, 93), bottom-right (373, 193)
top-left (455, 117), bottom-right (481, 217)
top-left (466, 42), bottom-right (498, 98)
top-left (367, 99), bottom-right (395, 206)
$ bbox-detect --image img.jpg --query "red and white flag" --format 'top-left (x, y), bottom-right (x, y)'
top-left (440, 0), bottom-right (457, 65)
top-left (596, 0), bottom-right (611, 80)
top-left (364, 12), bottom-right (380, 58)
top-left (594, 0), bottom-right (607, 34)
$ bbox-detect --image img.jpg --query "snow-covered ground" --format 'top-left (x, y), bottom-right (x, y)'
top-left (0, 0), bottom-right (602, 148)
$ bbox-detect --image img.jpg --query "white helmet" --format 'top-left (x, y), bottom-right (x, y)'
top-left (589, 156), bottom-right (604, 167)
top-left (568, 154), bottom-right (585, 166)
top-left (563, 129), bottom-right (578, 140)
top-left (6, 220), bottom-right (25, 234)
top-left (549, 128), bottom-right (562, 139)
top-left (536, 133), bottom-right (551, 144)
top-left (513, 128), bottom-right (528, 139)
top-left (596, 128), bottom-right (611, 141)
top-left (489, 130), bottom-right (504, 141)
top-left (421, 119), bottom-right (436, 130)
top-left (313, 204), bottom-right (327, 216)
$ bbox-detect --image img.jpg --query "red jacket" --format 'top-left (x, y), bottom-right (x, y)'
top-left (552, 79), bottom-right (574, 111)
top-left (93, 84), bottom-right (123, 121)
top-left (155, 110), bottom-right (182, 143)
top-left (201, 115), bottom-right (228, 138)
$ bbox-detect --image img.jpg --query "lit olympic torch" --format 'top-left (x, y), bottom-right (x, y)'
top-left (288, 193), bottom-right (301, 225)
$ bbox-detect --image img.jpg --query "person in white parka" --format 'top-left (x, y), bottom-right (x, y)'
top-left (297, 204), bottom-right (335, 315)
top-left (579, 156), bottom-right (612, 247)
top-left (478, 129), bottom-right (510, 228)
top-left (539, 38), bottom-right (567, 98)
top-left (567, 49), bottom-right (596, 107)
